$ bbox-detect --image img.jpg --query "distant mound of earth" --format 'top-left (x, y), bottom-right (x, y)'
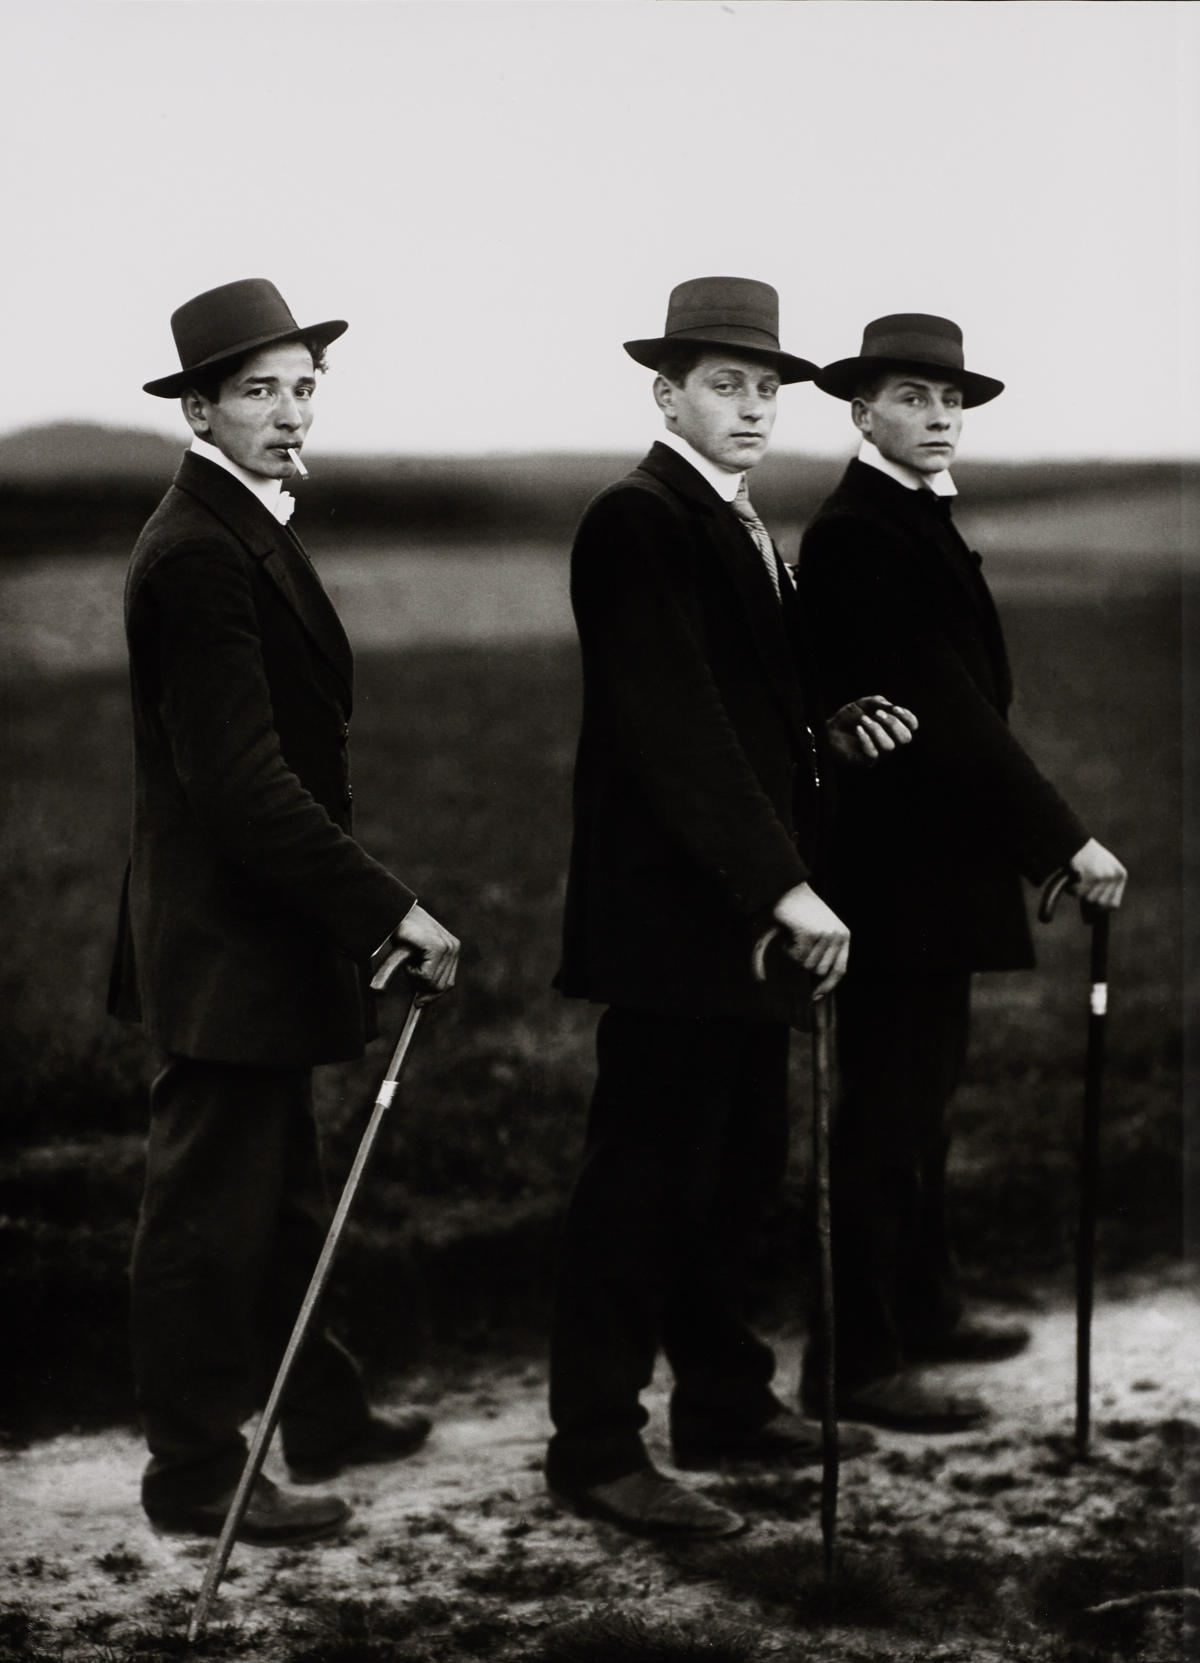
top-left (0, 422), bottom-right (182, 483)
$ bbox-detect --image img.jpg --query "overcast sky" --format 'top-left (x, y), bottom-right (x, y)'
top-left (2, 0), bottom-right (1196, 459)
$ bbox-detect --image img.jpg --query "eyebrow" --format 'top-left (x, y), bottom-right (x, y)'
top-left (707, 365), bottom-right (780, 386)
top-left (239, 373), bottom-right (317, 389)
top-left (896, 379), bottom-right (961, 395)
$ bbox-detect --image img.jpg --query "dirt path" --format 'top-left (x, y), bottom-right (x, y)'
top-left (2, 1278), bottom-right (1195, 1662)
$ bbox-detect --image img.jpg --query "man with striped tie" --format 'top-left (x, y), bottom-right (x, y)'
top-left (546, 277), bottom-right (914, 1538)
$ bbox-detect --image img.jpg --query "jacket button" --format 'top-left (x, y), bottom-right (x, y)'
top-left (341, 723), bottom-right (350, 742)
top-left (344, 787), bottom-right (354, 806)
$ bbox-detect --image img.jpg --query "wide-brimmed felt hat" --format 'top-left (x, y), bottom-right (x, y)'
top-left (144, 278), bottom-right (348, 398)
top-left (816, 314), bottom-right (1004, 408)
top-left (624, 276), bottom-right (817, 384)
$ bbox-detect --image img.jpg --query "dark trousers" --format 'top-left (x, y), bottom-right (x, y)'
top-left (810, 971), bottom-right (972, 1388)
top-left (130, 1056), bottom-right (368, 1512)
top-left (547, 1007), bottom-right (790, 1487)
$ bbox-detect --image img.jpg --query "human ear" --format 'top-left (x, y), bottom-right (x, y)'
top-left (850, 396), bottom-right (873, 438)
top-left (181, 389), bottom-right (212, 438)
top-left (653, 374), bottom-right (675, 418)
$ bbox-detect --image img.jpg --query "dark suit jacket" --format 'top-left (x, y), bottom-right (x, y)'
top-left (557, 442), bottom-right (833, 1023)
top-left (108, 452), bottom-right (415, 1066)
top-left (797, 458), bottom-right (1087, 973)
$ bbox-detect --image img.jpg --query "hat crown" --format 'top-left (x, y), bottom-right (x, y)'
top-left (170, 278), bottom-right (301, 372)
top-left (622, 275), bottom-right (817, 383)
top-left (662, 276), bottom-right (782, 349)
top-left (815, 312), bottom-right (1003, 407)
top-left (857, 313), bottom-right (965, 372)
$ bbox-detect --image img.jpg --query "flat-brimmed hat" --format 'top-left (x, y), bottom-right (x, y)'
top-left (816, 314), bottom-right (1004, 408)
top-left (143, 278), bottom-right (348, 398)
top-left (624, 276), bottom-right (817, 384)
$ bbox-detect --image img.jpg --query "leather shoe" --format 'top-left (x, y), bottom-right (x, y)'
top-left (673, 1407), bottom-right (876, 1469)
top-left (909, 1317), bottom-right (1031, 1364)
top-left (811, 1371), bottom-right (988, 1433)
top-left (288, 1409), bottom-right (432, 1483)
top-left (548, 1467), bottom-right (745, 1539)
top-left (147, 1475), bottom-right (350, 1543)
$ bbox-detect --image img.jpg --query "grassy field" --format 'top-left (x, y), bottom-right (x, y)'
top-left (0, 555), bottom-right (1184, 1439)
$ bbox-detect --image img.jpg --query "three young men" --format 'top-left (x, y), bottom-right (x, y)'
top-left (111, 279), bottom-right (459, 1541)
top-left (113, 278), bottom-right (1127, 1547)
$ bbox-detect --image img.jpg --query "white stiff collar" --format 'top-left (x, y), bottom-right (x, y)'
top-left (189, 436), bottom-right (288, 517)
top-left (857, 437), bottom-right (956, 497)
top-left (658, 429), bottom-right (743, 503)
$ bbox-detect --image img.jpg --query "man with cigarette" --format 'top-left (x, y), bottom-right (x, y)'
top-left (797, 314), bottom-right (1127, 1431)
top-left (545, 277), bottom-right (916, 1539)
top-left (109, 278), bottom-right (459, 1541)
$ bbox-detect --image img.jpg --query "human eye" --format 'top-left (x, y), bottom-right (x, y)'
top-left (296, 384), bottom-right (315, 401)
top-left (246, 384), bottom-right (273, 400)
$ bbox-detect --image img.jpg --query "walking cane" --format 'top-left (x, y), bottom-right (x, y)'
top-left (188, 947), bottom-right (425, 1643)
top-left (1038, 869), bottom-right (1110, 1457)
top-left (753, 927), bottom-right (840, 1584)
top-left (810, 993), bottom-right (839, 1585)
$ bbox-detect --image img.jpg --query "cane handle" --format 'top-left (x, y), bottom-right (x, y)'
top-left (370, 941), bottom-right (415, 993)
top-left (752, 926), bottom-right (781, 983)
top-left (1040, 868), bottom-right (1108, 931)
top-left (1038, 868), bottom-right (1074, 924)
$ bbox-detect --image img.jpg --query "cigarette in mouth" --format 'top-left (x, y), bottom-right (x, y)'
top-left (287, 447), bottom-right (309, 479)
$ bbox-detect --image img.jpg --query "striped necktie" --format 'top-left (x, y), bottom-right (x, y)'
top-left (731, 476), bottom-right (781, 601)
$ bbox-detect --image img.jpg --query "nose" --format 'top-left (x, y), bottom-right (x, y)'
top-left (927, 397), bottom-right (955, 429)
top-left (275, 392), bottom-right (302, 431)
top-left (738, 389), bottom-right (767, 423)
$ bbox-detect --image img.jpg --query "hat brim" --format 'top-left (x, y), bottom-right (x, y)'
top-left (624, 334), bottom-right (818, 385)
top-left (143, 317), bottom-right (349, 398)
top-left (815, 355), bottom-right (1004, 408)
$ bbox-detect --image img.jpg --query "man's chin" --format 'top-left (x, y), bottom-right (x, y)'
top-left (724, 443), bottom-right (768, 470)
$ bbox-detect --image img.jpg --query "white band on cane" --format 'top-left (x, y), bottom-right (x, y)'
top-left (1090, 984), bottom-right (1107, 1017)
top-left (377, 1080), bottom-right (398, 1107)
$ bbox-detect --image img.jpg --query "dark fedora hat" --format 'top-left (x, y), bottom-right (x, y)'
top-left (624, 276), bottom-right (818, 384)
top-left (143, 278), bottom-right (348, 398)
top-left (816, 314), bottom-right (1004, 408)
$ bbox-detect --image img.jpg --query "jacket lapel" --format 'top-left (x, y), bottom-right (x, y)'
top-left (259, 532), bottom-right (355, 695)
top-left (840, 460), bottom-right (986, 610)
top-left (173, 452), bottom-right (354, 696)
top-left (837, 459), bottom-right (1013, 708)
top-left (638, 444), bottom-right (810, 746)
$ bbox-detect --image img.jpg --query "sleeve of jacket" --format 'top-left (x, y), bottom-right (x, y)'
top-left (134, 535), bottom-right (415, 955)
top-left (572, 485), bottom-right (810, 915)
top-left (799, 513), bottom-right (1088, 884)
